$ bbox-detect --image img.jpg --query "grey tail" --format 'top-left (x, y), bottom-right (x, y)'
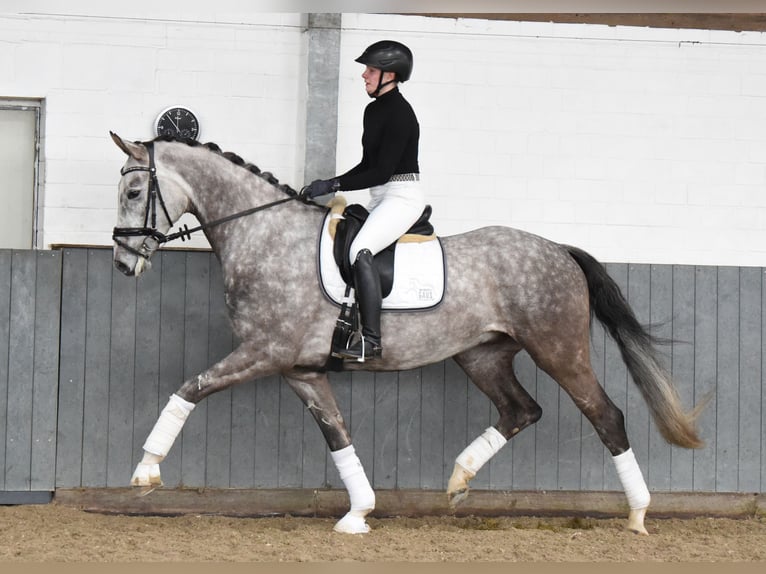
top-left (565, 245), bottom-right (706, 449)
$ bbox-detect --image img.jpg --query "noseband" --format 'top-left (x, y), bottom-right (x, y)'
top-left (112, 141), bottom-right (300, 260)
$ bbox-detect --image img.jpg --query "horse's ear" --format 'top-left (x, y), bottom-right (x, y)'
top-left (110, 131), bottom-right (147, 161)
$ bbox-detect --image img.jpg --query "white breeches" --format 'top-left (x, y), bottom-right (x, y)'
top-left (349, 180), bottom-right (425, 261)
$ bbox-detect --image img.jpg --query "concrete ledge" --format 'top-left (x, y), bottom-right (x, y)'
top-left (53, 488), bottom-right (766, 519)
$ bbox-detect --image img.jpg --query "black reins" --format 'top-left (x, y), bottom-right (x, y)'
top-left (112, 141), bottom-right (299, 260)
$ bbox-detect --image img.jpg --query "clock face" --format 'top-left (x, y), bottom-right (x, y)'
top-left (155, 106), bottom-right (200, 140)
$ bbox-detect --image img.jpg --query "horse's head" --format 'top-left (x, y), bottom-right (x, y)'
top-left (110, 132), bottom-right (190, 276)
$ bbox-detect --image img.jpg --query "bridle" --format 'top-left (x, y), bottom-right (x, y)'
top-left (112, 141), bottom-right (300, 260)
top-left (112, 142), bottom-right (174, 259)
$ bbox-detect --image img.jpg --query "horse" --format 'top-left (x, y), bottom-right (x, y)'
top-left (109, 132), bottom-right (705, 535)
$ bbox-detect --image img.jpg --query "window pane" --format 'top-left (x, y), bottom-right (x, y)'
top-left (0, 109), bottom-right (37, 249)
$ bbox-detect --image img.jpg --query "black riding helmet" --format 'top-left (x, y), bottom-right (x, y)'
top-left (355, 40), bottom-right (413, 97)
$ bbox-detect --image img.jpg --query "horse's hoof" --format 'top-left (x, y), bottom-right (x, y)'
top-left (626, 507), bottom-right (649, 535)
top-left (137, 486), bottom-right (157, 497)
top-left (130, 463), bottom-right (163, 487)
top-left (447, 487), bottom-right (469, 509)
top-left (333, 513), bottom-right (371, 534)
top-left (446, 463), bottom-right (474, 509)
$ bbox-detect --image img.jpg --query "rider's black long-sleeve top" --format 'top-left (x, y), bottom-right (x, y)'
top-left (337, 87), bottom-right (420, 191)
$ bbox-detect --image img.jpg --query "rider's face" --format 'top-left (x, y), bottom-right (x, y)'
top-left (362, 66), bottom-right (395, 96)
top-left (362, 66), bottom-right (381, 95)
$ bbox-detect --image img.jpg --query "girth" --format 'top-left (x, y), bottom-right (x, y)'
top-left (332, 203), bottom-right (435, 298)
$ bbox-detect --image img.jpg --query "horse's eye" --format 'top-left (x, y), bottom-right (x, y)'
top-left (127, 189), bottom-right (141, 200)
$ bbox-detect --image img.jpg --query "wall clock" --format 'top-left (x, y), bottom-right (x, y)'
top-left (154, 106), bottom-right (200, 140)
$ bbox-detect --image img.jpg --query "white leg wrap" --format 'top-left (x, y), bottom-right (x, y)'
top-left (455, 426), bottom-right (508, 476)
top-left (331, 445), bottom-right (375, 534)
top-left (331, 445), bottom-right (375, 512)
top-left (142, 394), bottom-right (195, 458)
top-left (613, 448), bottom-right (651, 510)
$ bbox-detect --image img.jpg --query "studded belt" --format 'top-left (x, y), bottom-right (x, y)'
top-left (388, 173), bottom-right (420, 182)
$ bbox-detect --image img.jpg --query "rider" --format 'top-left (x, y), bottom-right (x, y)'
top-left (303, 40), bottom-right (424, 361)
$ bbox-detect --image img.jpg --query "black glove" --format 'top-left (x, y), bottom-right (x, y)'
top-left (302, 178), bottom-right (340, 199)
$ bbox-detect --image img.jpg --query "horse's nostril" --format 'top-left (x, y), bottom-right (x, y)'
top-left (114, 260), bottom-right (133, 276)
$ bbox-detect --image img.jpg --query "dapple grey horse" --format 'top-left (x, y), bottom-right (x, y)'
top-left (110, 133), bottom-right (704, 535)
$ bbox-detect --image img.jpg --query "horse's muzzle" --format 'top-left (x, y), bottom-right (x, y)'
top-left (114, 258), bottom-right (135, 276)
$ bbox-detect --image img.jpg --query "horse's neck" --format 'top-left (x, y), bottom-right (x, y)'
top-left (162, 145), bottom-right (321, 282)
top-left (194, 183), bottom-right (318, 266)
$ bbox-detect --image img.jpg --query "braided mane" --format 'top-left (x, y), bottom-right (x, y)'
top-left (150, 135), bottom-right (301, 198)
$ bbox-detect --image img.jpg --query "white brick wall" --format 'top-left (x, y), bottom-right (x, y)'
top-left (3, 9), bottom-right (766, 266)
top-left (1, 10), bottom-right (306, 249)
top-left (339, 14), bottom-right (766, 266)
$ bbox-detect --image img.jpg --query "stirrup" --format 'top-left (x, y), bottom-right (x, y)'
top-left (338, 334), bottom-right (382, 362)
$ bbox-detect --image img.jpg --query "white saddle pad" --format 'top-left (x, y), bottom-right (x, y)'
top-left (318, 211), bottom-right (446, 311)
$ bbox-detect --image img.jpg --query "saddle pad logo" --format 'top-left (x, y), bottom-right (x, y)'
top-left (318, 214), bottom-right (446, 311)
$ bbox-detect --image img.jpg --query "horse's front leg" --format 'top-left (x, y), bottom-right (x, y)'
top-left (285, 371), bottom-right (375, 534)
top-left (131, 341), bottom-right (276, 489)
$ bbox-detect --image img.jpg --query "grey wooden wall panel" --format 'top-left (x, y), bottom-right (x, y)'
top-left (1, 250), bottom-right (61, 492)
top-left (739, 267), bottom-right (761, 493)
top-left (56, 249), bottom-right (88, 488)
top-left (372, 371), bottom-right (398, 489)
top-left (6, 251), bottom-right (36, 490)
top-left (0, 250), bottom-right (12, 491)
top-left (107, 255), bottom-right (137, 487)
top-left (420, 362), bottom-right (445, 490)
top-left (670, 265), bottom-right (695, 491)
top-left (762, 270), bottom-right (766, 494)
top-left (230, 381), bottom-right (256, 488)
top-left (716, 267), bottom-right (740, 492)
top-left (81, 250), bottom-right (112, 487)
top-left (694, 266), bottom-right (718, 491)
top-left (396, 369), bottom-right (421, 488)
top-left (4, 247), bottom-right (764, 498)
top-left (348, 371), bottom-right (375, 489)
top-left (30, 251), bottom-right (61, 490)
top-left (253, 375), bottom-right (279, 487)
top-left (648, 264), bottom-right (673, 492)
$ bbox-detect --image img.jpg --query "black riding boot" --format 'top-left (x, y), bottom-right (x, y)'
top-left (339, 249), bottom-right (383, 361)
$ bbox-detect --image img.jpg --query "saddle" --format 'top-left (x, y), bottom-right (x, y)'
top-left (324, 196), bottom-right (439, 370)
top-left (331, 201), bottom-right (435, 298)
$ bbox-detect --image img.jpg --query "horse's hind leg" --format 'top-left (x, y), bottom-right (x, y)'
top-left (533, 339), bottom-right (651, 535)
top-left (554, 362), bottom-right (650, 534)
top-left (447, 338), bottom-right (543, 506)
top-left (284, 370), bottom-right (375, 535)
